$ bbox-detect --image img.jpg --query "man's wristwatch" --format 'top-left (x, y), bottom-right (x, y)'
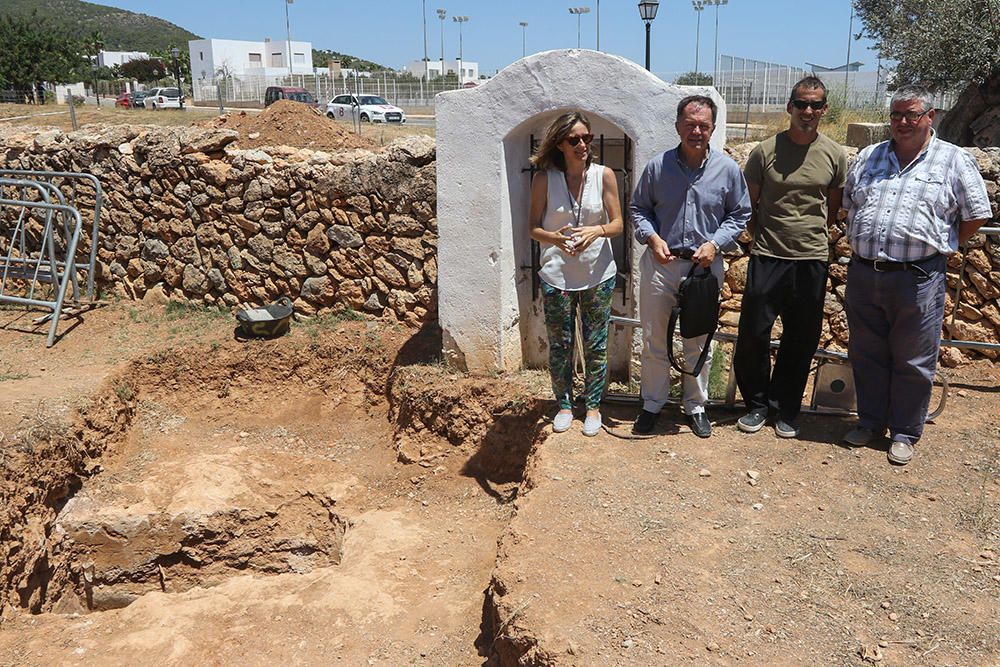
top-left (709, 239), bottom-right (721, 252)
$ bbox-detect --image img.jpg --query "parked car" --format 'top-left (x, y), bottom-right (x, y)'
top-left (114, 92), bottom-right (131, 108)
top-left (130, 90), bottom-right (151, 108)
top-left (143, 87), bottom-right (182, 109)
top-left (325, 95), bottom-right (406, 124)
top-left (263, 86), bottom-right (319, 108)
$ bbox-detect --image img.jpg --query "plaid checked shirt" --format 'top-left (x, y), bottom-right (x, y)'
top-left (843, 133), bottom-right (992, 262)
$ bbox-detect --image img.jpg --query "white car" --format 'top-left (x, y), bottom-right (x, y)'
top-left (326, 95), bottom-right (406, 124)
top-left (143, 87), bottom-right (182, 109)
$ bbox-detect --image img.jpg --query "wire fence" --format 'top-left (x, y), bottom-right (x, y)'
top-left (192, 72), bottom-right (478, 107)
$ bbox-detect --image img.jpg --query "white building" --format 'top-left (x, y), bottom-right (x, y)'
top-left (97, 51), bottom-right (149, 68)
top-left (405, 59), bottom-right (479, 82)
top-left (188, 38), bottom-right (314, 81)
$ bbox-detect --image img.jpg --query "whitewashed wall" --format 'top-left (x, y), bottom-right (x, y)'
top-left (437, 49), bottom-right (726, 373)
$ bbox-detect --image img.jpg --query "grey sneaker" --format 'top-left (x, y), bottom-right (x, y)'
top-left (887, 440), bottom-right (914, 465)
top-left (842, 426), bottom-right (885, 447)
top-left (582, 412), bottom-right (602, 437)
top-left (737, 408), bottom-right (768, 433)
top-left (553, 411), bottom-right (573, 433)
top-left (774, 419), bottom-right (799, 438)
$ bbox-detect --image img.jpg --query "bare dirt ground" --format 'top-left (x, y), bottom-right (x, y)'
top-left (0, 302), bottom-right (996, 666)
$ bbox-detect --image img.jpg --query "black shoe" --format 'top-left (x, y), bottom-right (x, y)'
top-left (737, 407), bottom-right (768, 433)
top-left (688, 412), bottom-right (712, 438)
top-left (633, 409), bottom-right (660, 435)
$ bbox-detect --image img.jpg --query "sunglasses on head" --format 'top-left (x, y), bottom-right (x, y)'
top-left (565, 133), bottom-right (594, 146)
top-left (790, 99), bottom-right (827, 111)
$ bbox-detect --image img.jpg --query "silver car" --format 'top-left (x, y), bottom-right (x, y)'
top-left (143, 87), bottom-right (182, 110)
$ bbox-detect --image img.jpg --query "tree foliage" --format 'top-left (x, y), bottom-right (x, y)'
top-left (853, 0), bottom-right (1000, 89)
top-left (0, 0), bottom-right (200, 53)
top-left (0, 12), bottom-right (85, 90)
top-left (118, 57), bottom-right (169, 83)
top-left (312, 49), bottom-right (389, 72)
top-left (675, 71), bottom-right (713, 86)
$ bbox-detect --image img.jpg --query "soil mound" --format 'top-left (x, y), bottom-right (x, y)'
top-left (201, 99), bottom-right (374, 151)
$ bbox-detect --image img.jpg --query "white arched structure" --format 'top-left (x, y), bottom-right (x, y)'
top-left (437, 49), bottom-right (726, 373)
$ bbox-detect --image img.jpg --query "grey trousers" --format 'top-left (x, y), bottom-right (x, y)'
top-left (639, 251), bottom-right (724, 416)
top-left (844, 255), bottom-right (946, 446)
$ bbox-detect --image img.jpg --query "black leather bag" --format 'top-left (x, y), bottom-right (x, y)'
top-left (667, 264), bottom-right (720, 376)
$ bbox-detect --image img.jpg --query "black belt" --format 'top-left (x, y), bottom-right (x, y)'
top-left (852, 254), bottom-right (940, 273)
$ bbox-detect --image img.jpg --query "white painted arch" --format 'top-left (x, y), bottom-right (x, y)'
top-left (437, 48), bottom-right (726, 373)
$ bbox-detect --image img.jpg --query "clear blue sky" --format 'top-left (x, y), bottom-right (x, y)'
top-left (98, 0), bottom-right (879, 77)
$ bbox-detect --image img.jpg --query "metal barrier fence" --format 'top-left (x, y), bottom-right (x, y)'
top-left (0, 193), bottom-right (85, 346)
top-left (0, 169), bottom-right (102, 301)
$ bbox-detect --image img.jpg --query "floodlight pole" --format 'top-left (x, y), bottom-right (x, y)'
top-left (285, 0), bottom-right (294, 78)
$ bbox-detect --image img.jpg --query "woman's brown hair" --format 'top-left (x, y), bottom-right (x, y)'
top-left (530, 111), bottom-right (593, 172)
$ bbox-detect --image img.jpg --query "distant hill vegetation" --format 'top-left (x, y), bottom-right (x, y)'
top-left (0, 0), bottom-right (200, 52)
top-left (2, 0), bottom-right (389, 74)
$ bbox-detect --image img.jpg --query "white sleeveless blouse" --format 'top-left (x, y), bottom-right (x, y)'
top-left (538, 163), bottom-right (618, 291)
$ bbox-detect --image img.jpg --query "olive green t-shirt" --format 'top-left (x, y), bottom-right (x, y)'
top-left (743, 131), bottom-right (847, 260)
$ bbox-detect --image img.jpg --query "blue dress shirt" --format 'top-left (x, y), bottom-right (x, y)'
top-left (630, 146), bottom-right (752, 253)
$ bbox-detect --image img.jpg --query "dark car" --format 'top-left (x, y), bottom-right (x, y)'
top-left (131, 90), bottom-right (151, 108)
top-left (264, 86), bottom-right (318, 108)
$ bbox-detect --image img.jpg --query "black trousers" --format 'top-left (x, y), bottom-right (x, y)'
top-left (734, 255), bottom-right (828, 422)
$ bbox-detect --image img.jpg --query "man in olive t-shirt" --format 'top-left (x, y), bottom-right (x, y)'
top-left (734, 76), bottom-right (848, 438)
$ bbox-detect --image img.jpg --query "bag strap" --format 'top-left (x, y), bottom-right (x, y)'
top-left (666, 264), bottom-right (717, 377)
top-left (667, 308), bottom-right (716, 376)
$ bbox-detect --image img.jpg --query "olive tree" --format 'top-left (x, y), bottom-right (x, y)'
top-left (853, 0), bottom-right (1000, 89)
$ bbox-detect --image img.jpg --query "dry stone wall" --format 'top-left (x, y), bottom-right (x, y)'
top-left (0, 126), bottom-right (437, 324)
top-left (724, 142), bottom-right (1000, 363)
top-left (1, 125), bottom-right (997, 363)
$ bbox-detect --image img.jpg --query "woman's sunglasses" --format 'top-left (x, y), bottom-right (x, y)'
top-left (564, 133), bottom-right (594, 146)
top-left (790, 99), bottom-right (827, 111)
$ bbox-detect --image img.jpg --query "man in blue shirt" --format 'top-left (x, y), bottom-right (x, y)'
top-left (630, 95), bottom-right (752, 437)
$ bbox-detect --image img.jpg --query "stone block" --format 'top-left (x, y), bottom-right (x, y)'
top-left (846, 123), bottom-right (890, 149)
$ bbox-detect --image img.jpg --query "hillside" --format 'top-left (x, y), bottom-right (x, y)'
top-left (0, 0), bottom-right (200, 52)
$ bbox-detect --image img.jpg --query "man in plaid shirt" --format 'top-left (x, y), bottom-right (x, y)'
top-left (841, 85), bottom-right (993, 465)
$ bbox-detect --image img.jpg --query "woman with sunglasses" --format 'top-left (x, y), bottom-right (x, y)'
top-left (528, 111), bottom-right (624, 436)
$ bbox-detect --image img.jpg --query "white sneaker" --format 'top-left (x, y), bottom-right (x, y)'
top-left (582, 412), bottom-right (602, 437)
top-left (887, 440), bottom-right (915, 465)
top-left (553, 411), bottom-right (573, 433)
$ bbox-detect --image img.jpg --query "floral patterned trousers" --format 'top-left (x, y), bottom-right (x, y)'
top-left (541, 277), bottom-right (615, 410)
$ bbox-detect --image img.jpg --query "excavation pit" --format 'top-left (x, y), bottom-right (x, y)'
top-left (0, 324), bottom-right (550, 664)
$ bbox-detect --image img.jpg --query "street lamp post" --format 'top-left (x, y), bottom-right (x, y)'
top-left (285, 0), bottom-right (294, 79)
top-left (519, 21), bottom-right (528, 59)
top-left (596, 0), bottom-right (601, 51)
top-left (692, 0), bottom-right (704, 77)
top-left (437, 8), bottom-right (446, 84)
top-left (704, 0), bottom-right (728, 89)
top-left (171, 47), bottom-right (184, 110)
top-left (453, 16), bottom-right (469, 85)
top-left (568, 7), bottom-right (590, 49)
top-left (422, 0), bottom-right (429, 83)
top-left (638, 1), bottom-right (660, 72)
